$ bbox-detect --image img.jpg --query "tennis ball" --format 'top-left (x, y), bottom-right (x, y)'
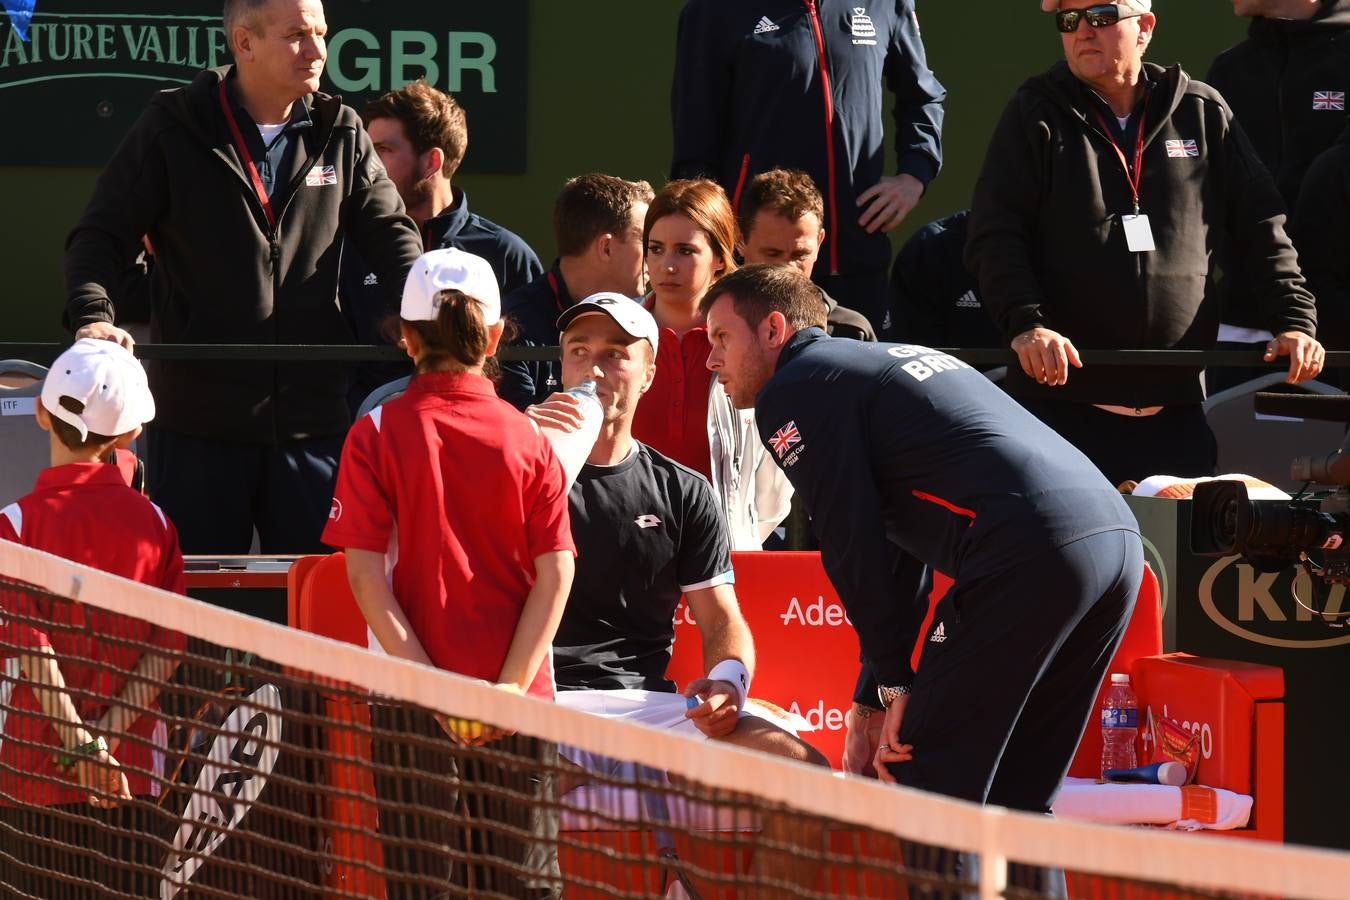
top-left (443, 717), bottom-right (487, 742)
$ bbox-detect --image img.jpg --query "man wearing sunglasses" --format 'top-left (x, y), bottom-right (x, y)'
top-left (967, 0), bottom-right (1323, 488)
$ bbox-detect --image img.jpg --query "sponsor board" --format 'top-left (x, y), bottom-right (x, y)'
top-left (0, 1), bottom-right (527, 171)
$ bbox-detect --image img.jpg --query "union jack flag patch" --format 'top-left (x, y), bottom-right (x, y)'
top-left (1165, 139), bottom-right (1199, 158)
top-left (1314, 91), bottom-right (1346, 110)
top-left (305, 165), bottom-right (337, 186)
top-left (768, 421), bottom-right (801, 459)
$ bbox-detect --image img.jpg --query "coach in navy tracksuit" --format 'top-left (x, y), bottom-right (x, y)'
top-left (702, 265), bottom-right (1142, 815)
top-left (671, 0), bottom-right (945, 336)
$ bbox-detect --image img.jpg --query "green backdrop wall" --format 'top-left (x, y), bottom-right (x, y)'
top-left (0, 1), bottom-right (1247, 341)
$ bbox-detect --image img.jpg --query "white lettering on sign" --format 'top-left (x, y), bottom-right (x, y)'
top-left (327, 29), bottom-right (498, 95)
top-left (779, 595), bottom-right (852, 627)
top-left (0, 397), bottom-right (35, 416)
top-left (789, 700), bottom-right (846, 732)
top-left (673, 602), bottom-right (697, 628)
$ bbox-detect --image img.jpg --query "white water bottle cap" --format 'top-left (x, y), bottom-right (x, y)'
top-left (1110, 673), bottom-right (1130, 684)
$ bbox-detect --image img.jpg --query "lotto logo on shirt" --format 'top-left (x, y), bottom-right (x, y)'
top-left (1165, 139), bottom-right (1199, 159)
top-left (306, 165), bottom-right (338, 186)
top-left (1313, 91), bottom-right (1346, 111)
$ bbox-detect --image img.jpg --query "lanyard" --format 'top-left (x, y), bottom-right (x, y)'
top-left (546, 270), bottom-right (565, 314)
top-left (1092, 92), bottom-right (1149, 215)
top-left (218, 80), bottom-right (278, 231)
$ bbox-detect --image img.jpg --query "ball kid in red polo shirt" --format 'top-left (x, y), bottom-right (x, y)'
top-left (323, 248), bottom-right (575, 896)
top-left (0, 338), bottom-right (185, 896)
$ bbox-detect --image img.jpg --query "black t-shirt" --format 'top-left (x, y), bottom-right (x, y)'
top-left (553, 443), bottom-right (734, 692)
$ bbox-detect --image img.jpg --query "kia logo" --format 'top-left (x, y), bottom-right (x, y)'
top-left (1197, 556), bottom-right (1350, 649)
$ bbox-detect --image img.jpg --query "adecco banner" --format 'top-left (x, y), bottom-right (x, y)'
top-left (0, 0), bottom-right (527, 171)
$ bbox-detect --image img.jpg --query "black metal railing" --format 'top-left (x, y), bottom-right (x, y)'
top-left (4, 343), bottom-right (1349, 367)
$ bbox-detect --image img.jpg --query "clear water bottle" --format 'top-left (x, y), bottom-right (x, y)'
top-left (539, 380), bottom-right (603, 489)
top-left (1100, 673), bottom-right (1139, 778)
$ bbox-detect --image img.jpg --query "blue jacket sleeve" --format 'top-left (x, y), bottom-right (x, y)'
top-left (885, 1), bottom-right (946, 186)
top-left (757, 375), bottom-right (924, 687)
top-left (670, 0), bottom-right (730, 180)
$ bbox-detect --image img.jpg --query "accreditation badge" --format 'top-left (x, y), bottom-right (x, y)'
top-left (1122, 214), bottom-right (1156, 253)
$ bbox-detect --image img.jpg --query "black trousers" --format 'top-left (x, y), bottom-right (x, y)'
top-left (147, 427), bottom-right (342, 555)
top-left (0, 800), bottom-right (164, 898)
top-left (889, 529), bottom-right (1143, 812)
top-left (369, 707), bottom-right (561, 899)
top-left (1016, 398), bottom-right (1217, 488)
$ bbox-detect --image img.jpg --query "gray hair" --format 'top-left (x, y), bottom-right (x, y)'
top-left (222, 0), bottom-right (269, 54)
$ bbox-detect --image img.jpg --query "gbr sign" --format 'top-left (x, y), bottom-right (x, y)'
top-left (0, 1), bottom-right (528, 171)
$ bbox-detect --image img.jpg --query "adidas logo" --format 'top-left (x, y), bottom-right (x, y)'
top-left (362, 272), bottom-right (379, 286)
top-left (954, 290), bottom-right (980, 309)
top-left (929, 621), bottom-right (947, 643)
top-left (753, 16), bottom-right (779, 34)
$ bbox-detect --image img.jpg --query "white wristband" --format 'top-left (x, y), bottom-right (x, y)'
top-left (707, 659), bottom-right (750, 710)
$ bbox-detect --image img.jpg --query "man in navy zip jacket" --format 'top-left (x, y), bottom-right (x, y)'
top-left (671, 1), bottom-right (946, 337)
top-left (63, 0), bottom-right (422, 556)
top-left (702, 265), bottom-right (1142, 818)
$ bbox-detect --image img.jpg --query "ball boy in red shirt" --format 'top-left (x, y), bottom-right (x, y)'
top-left (0, 338), bottom-right (185, 895)
top-left (324, 248), bottom-right (575, 898)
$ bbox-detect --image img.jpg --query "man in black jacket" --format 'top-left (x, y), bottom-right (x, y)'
top-left (968, 0), bottom-right (1323, 487)
top-left (1207, 0), bottom-right (1346, 389)
top-left (1291, 120), bottom-right (1350, 373)
top-left (701, 265), bottom-right (1142, 827)
top-left (63, 0), bottom-right (422, 555)
top-left (671, 0), bottom-right (946, 336)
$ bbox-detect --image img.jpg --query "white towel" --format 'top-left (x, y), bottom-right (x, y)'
top-left (1053, 777), bottom-right (1253, 831)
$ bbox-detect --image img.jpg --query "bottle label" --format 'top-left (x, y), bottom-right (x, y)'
top-left (1102, 707), bottom-right (1138, 729)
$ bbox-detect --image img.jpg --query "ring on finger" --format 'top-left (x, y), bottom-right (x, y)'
top-left (878, 743), bottom-right (891, 752)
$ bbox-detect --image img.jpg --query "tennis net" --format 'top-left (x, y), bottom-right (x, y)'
top-left (2, 540), bottom-right (1349, 899)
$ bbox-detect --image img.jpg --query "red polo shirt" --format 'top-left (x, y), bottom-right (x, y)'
top-left (631, 323), bottom-right (714, 480)
top-left (323, 371), bottom-right (574, 698)
top-left (0, 463), bottom-right (187, 807)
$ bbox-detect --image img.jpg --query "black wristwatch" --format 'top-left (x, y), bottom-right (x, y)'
top-left (876, 684), bottom-right (911, 709)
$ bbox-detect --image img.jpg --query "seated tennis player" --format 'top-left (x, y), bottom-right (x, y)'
top-left (527, 295), bottom-right (826, 765)
top-left (526, 296), bottom-right (834, 897)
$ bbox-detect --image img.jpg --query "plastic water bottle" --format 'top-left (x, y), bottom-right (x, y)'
top-left (539, 380), bottom-right (603, 489)
top-left (1100, 673), bottom-right (1139, 778)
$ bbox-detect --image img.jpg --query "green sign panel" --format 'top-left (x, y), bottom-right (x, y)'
top-left (0, 1), bottom-right (527, 171)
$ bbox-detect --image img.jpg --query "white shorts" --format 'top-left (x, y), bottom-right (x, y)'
top-left (554, 689), bottom-right (803, 774)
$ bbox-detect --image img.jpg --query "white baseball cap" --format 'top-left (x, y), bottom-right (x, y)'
top-left (556, 292), bottom-right (660, 354)
top-left (400, 247), bottom-right (501, 325)
top-left (1042, 1), bottom-right (1150, 11)
top-left (41, 338), bottom-right (155, 440)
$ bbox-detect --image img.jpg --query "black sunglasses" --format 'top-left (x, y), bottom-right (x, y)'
top-left (1055, 4), bottom-right (1143, 33)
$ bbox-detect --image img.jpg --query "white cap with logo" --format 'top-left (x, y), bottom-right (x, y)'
top-left (41, 338), bottom-right (155, 440)
top-left (556, 292), bottom-right (660, 354)
top-left (400, 247), bottom-right (502, 325)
